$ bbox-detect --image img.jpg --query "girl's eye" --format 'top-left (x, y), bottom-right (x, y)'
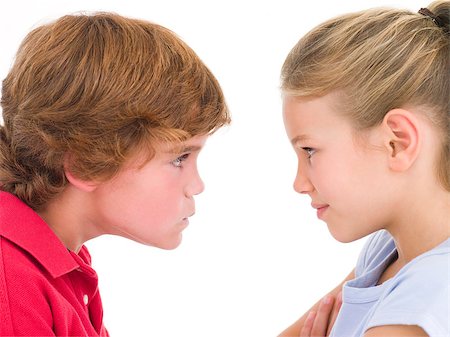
top-left (302, 147), bottom-right (316, 159)
top-left (171, 153), bottom-right (190, 168)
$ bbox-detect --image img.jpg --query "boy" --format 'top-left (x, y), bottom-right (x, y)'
top-left (0, 12), bottom-right (230, 335)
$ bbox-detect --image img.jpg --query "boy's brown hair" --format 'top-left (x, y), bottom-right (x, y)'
top-left (0, 12), bottom-right (230, 210)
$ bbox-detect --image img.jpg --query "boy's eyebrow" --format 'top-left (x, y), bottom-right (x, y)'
top-left (168, 145), bottom-right (203, 154)
top-left (290, 134), bottom-right (311, 146)
top-left (180, 145), bottom-right (202, 153)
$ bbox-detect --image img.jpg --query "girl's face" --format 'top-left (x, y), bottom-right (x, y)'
top-left (89, 135), bottom-right (208, 249)
top-left (283, 93), bottom-right (393, 242)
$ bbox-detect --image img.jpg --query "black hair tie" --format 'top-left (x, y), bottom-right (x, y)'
top-left (418, 8), bottom-right (449, 34)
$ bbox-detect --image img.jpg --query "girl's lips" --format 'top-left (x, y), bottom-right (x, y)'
top-left (312, 203), bottom-right (329, 219)
top-left (316, 205), bottom-right (329, 219)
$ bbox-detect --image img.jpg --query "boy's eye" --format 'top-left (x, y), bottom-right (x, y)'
top-left (171, 153), bottom-right (190, 168)
top-left (302, 147), bottom-right (316, 159)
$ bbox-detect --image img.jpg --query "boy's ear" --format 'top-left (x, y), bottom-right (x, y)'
top-left (381, 108), bottom-right (421, 172)
top-left (63, 155), bottom-right (98, 192)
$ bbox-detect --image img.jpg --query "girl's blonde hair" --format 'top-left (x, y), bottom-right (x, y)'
top-left (281, 1), bottom-right (449, 190)
top-left (0, 13), bottom-right (230, 210)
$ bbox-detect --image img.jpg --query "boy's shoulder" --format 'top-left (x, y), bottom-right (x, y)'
top-left (0, 191), bottom-right (84, 305)
top-left (0, 191), bottom-right (80, 279)
top-left (0, 236), bottom-right (101, 335)
top-left (0, 191), bottom-right (103, 335)
top-left (0, 224), bottom-right (58, 334)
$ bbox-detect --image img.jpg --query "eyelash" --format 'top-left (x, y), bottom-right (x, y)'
top-left (301, 147), bottom-right (316, 159)
top-left (171, 153), bottom-right (190, 168)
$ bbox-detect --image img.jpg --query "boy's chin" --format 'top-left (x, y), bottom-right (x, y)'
top-left (149, 235), bottom-right (183, 250)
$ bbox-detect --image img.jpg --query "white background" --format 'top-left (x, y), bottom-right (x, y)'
top-left (1, 1), bottom-right (425, 336)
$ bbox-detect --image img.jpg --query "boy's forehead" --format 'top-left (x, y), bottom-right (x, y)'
top-left (160, 135), bottom-right (208, 154)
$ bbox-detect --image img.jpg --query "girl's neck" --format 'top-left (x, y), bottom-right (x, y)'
top-left (386, 188), bottom-right (449, 265)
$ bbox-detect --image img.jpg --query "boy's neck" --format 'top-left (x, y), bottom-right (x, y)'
top-left (37, 185), bottom-right (103, 253)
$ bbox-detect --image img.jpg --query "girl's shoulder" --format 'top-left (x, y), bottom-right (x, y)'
top-left (362, 237), bottom-right (450, 337)
top-left (366, 238), bottom-right (449, 336)
top-left (356, 231), bottom-right (449, 279)
top-left (398, 237), bottom-right (449, 283)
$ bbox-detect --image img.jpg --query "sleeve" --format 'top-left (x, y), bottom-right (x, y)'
top-left (0, 238), bottom-right (55, 336)
top-left (365, 253), bottom-right (450, 337)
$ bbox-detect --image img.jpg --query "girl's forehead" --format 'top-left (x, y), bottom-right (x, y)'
top-left (283, 93), bottom-right (342, 123)
top-left (283, 94), bottom-right (358, 141)
top-left (283, 91), bottom-right (344, 107)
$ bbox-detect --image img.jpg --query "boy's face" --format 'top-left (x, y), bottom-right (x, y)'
top-left (90, 135), bottom-right (208, 249)
top-left (283, 93), bottom-right (392, 243)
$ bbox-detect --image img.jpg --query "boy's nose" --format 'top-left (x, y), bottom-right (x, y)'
top-left (185, 171), bottom-right (205, 197)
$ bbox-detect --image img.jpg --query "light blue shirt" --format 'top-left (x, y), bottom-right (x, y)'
top-left (330, 230), bottom-right (450, 337)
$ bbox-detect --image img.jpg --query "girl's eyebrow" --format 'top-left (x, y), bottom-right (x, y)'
top-left (290, 134), bottom-right (311, 146)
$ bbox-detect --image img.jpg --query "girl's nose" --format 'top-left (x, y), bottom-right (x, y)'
top-left (293, 164), bottom-right (314, 195)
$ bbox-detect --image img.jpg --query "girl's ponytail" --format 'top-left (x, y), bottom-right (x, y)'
top-left (425, 0), bottom-right (450, 35)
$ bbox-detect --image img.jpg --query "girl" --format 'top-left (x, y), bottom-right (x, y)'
top-left (279, 1), bottom-right (449, 336)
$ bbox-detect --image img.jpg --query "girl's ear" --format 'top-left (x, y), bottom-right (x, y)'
top-left (382, 109), bottom-right (421, 172)
top-left (63, 155), bottom-right (98, 192)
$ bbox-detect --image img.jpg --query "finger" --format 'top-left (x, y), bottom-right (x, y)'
top-left (300, 311), bottom-right (316, 337)
top-left (327, 291), bottom-right (343, 336)
top-left (311, 296), bottom-right (335, 337)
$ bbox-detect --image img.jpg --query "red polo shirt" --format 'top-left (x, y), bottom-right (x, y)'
top-left (0, 192), bottom-right (108, 336)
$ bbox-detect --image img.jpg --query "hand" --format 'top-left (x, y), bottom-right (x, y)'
top-left (300, 292), bottom-right (342, 337)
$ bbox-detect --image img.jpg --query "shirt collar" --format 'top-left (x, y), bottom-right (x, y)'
top-left (0, 191), bottom-right (80, 278)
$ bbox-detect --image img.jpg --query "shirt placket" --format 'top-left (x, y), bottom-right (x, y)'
top-left (70, 252), bottom-right (104, 333)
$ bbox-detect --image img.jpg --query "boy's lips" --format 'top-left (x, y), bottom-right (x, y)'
top-left (181, 212), bottom-right (195, 224)
top-left (185, 212), bottom-right (195, 219)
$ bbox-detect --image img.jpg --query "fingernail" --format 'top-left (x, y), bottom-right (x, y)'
top-left (322, 296), bottom-right (332, 305)
top-left (307, 311), bottom-right (316, 320)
